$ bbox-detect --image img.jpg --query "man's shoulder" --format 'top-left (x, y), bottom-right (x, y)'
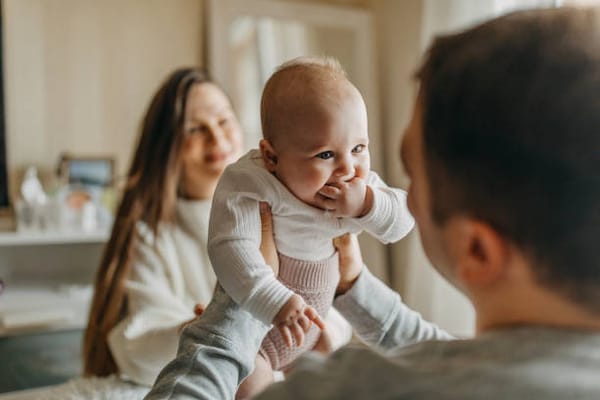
top-left (379, 327), bottom-right (600, 398)
top-left (391, 326), bottom-right (600, 365)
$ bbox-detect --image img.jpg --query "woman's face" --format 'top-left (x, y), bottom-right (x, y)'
top-left (180, 82), bottom-right (243, 198)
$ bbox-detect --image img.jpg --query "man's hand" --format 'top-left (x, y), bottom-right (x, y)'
top-left (259, 201), bottom-right (279, 276)
top-left (315, 178), bottom-right (373, 218)
top-left (333, 233), bottom-right (363, 296)
top-left (273, 294), bottom-right (325, 347)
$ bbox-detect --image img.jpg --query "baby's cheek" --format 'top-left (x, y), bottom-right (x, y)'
top-left (358, 152), bottom-right (371, 177)
top-left (356, 162), bottom-right (370, 179)
top-left (308, 166), bottom-right (330, 185)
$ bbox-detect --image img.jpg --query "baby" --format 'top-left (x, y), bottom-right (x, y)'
top-left (208, 56), bottom-right (414, 398)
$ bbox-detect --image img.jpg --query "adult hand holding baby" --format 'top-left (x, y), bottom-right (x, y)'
top-left (259, 202), bottom-right (279, 276)
top-left (333, 233), bottom-right (363, 296)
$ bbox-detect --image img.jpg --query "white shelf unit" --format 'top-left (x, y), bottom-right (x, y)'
top-left (0, 230), bottom-right (107, 337)
top-left (0, 284), bottom-right (92, 337)
top-left (0, 229), bottom-right (110, 246)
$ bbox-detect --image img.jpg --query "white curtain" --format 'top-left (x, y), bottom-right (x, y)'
top-left (421, 0), bottom-right (558, 49)
top-left (229, 18), bottom-right (309, 148)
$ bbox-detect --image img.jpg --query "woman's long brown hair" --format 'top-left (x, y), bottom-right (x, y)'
top-left (83, 68), bottom-right (212, 377)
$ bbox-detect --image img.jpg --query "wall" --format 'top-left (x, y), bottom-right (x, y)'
top-left (2, 0), bottom-right (203, 198)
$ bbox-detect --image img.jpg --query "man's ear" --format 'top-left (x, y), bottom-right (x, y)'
top-left (259, 139), bottom-right (278, 173)
top-left (452, 218), bottom-right (509, 287)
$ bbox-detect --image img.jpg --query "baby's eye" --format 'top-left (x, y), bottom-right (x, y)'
top-left (352, 144), bottom-right (366, 153)
top-left (316, 151), bottom-right (334, 160)
top-left (218, 118), bottom-right (230, 127)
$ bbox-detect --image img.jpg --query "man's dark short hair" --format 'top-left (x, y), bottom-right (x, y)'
top-left (416, 8), bottom-right (600, 313)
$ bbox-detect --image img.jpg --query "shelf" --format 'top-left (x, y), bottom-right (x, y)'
top-left (0, 284), bottom-right (92, 337)
top-left (0, 229), bottom-right (110, 246)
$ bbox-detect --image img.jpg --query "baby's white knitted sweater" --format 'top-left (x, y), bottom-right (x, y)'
top-left (208, 149), bottom-right (414, 324)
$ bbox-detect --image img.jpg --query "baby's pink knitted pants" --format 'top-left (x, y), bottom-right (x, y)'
top-left (259, 252), bottom-right (340, 371)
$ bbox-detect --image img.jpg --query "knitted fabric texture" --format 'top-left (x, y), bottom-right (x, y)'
top-left (259, 252), bottom-right (340, 371)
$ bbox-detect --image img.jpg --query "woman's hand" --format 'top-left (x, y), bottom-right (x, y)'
top-left (333, 233), bottom-right (363, 296)
top-left (178, 303), bottom-right (206, 332)
top-left (259, 202), bottom-right (279, 276)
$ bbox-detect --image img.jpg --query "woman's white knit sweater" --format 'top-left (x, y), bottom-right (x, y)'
top-left (208, 149), bottom-right (415, 325)
top-left (108, 199), bottom-right (216, 386)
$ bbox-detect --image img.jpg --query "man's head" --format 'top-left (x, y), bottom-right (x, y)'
top-left (402, 8), bottom-right (600, 316)
top-left (259, 57), bottom-right (370, 208)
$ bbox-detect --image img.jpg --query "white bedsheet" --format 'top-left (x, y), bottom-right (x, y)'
top-left (0, 376), bottom-right (149, 400)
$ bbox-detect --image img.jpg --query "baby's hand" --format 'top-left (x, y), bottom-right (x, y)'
top-left (316, 178), bottom-right (373, 218)
top-left (273, 294), bottom-right (325, 347)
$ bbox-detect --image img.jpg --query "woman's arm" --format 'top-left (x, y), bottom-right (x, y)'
top-left (146, 285), bottom-right (270, 400)
top-left (108, 224), bottom-right (211, 386)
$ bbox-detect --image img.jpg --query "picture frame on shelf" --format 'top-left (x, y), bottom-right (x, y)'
top-left (58, 155), bottom-right (115, 188)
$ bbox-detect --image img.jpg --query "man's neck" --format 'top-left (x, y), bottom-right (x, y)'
top-left (476, 290), bottom-right (600, 334)
top-left (472, 261), bottom-right (600, 334)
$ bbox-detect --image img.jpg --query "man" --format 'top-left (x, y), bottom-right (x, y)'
top-left (146, 7), bottom-right (600, 399)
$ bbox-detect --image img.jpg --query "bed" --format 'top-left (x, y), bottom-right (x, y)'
top-left (0, 376), bottom-right (149, 400)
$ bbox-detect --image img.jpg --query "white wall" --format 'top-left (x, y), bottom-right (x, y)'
top-left (2, 0), bottom-right (203, 197)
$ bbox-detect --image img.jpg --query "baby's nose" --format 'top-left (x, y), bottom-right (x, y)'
top-left (335, 158), bottom-right (355, 180)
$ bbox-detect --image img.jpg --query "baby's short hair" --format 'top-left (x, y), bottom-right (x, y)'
top-left (260, 56), bottom-right (349, 143)
top-left (274, 56), bottom-right (346, 79)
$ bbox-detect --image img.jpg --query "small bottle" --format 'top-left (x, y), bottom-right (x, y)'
top-left (81, 201), bottom-right (98, 232)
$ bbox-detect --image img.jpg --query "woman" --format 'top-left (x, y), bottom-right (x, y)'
top-left (83, 68), bottom-right (243, 385)
top-left (83, 67), bottom-right (351, 386)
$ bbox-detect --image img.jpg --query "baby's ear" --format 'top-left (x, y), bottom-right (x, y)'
top-left (259, 139), bottom-right (278, 173)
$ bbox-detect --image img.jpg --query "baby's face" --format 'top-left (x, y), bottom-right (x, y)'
top-left (268, 88), bottom-right (370, 208)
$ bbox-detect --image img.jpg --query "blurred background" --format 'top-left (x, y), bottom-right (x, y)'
top-left (0, 0), bottom-right (595, 394)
